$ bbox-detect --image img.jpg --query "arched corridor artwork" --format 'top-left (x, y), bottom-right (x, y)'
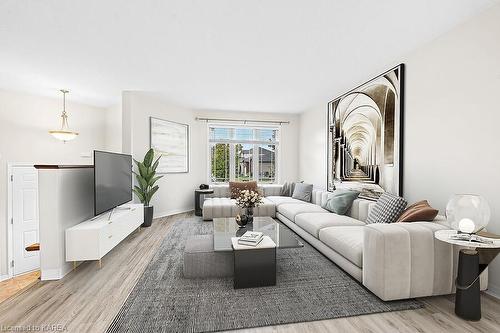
top-left (327, 64), bottom-right (404, 199)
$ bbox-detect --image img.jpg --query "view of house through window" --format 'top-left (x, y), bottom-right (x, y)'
top-left (209, 125), bottom-right (279, 183)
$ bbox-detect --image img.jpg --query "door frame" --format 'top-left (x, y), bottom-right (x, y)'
top-left (6, 162), bottom-right (38, 279)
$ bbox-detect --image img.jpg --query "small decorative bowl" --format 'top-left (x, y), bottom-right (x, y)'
top-left (235, 214), bottom-right (248, 228)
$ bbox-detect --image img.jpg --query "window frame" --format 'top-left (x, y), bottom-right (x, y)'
top-left (206, 123), bottom-right (281, 184)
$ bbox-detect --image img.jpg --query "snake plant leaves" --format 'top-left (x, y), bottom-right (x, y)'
top-left (143, 148), bottom-right (154, 168)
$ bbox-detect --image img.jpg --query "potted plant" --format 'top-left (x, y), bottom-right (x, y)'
top-left (133, 148), bottom-right (163, 227)
top-left (235, 189), bottom-right (263, 224)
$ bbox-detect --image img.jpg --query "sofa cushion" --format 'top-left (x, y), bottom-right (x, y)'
top-left (311, 191), bottom-right (376, 222)
top-left (210, 185), bottom-right (231, 198)
top-left (266, 196), bottom-right (307, 206)
top-left (277, 203), bottom-right (327, 222)
top-left (295, 213), bottom-right (365, 238)
top-left (260, 184), bottom-right (283, 197)
top-left (348, 199), bottom-right (377, 222)
top-left (292, 183), bottom-right (313, 202)
top-left (319, 226), bottom-right (365, 268)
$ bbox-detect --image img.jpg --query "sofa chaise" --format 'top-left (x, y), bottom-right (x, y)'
top-left (202, 184), bottom-right (487, 301)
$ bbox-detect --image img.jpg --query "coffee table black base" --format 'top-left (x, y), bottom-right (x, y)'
top-left (455, 249), bottom-right (481, 321)
top-left (233, 247), bottom-right (276, 289)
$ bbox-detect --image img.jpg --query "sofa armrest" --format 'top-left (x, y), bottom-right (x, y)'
top-left (363, 222), bottom-right (455, 301)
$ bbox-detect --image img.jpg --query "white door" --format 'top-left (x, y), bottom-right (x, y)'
top-left (12, 166), bottom-right (40, 275)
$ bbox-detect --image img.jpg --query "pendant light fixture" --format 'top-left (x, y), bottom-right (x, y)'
top-left (49, 89), bottom-right (79, 142)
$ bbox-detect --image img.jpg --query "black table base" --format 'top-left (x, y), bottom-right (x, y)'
top-left (233, 247), bottom-right (276, 289)
top-left (455, 249), bottom-right (481, 321)
top-left (195, 189), bottom-right (214, 216)
top-left (438, 232), bottom-right (500, 322)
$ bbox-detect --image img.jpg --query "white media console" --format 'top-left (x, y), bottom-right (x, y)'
top-left (66, 203), bottom-right (144, 267)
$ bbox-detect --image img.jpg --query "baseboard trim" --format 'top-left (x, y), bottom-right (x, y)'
top-left (485, 283), bottom-right (500, 300)
top-left (154, 208), bottom-right (193, 219)
top-left (41, 268), bottom-right (63, 281)
top-left (0, 274), bottom-right (10, 282)
top-left (41, 266), bottom-right (73, 281)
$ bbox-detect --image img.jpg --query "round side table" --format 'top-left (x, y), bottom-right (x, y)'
top-left (435, 230), bottom-right (500, 321)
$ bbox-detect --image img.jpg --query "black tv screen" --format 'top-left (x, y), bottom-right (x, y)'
top-left (94, 150), bottom-right (133, 216)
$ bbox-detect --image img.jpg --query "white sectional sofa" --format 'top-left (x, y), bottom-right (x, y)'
top-left (202, 184), bottom-right (487, 301)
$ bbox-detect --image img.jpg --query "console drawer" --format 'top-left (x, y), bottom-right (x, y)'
top-left (66, 204), bottom-right (144, 262)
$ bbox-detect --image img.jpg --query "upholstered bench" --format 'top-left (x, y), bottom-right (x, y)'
top-left (183, 234), bottom-right (233, 278)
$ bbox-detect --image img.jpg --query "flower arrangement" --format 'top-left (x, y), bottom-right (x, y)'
top-left (235, 189), bottom-right (263, 209)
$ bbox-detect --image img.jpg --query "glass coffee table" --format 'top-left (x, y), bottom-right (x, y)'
top-left (213, 216), bottom-right (303, 252)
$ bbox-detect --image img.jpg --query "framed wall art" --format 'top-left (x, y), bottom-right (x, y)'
top-left (327, 64), bottom-right (404, 200)
top-left (150, 117), bottom-right (189, 173)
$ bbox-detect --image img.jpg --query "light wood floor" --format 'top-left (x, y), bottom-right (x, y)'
top-left (1, 212), bottom-right (499, 333)
top-left (0, 270), bottom-right (40, 304)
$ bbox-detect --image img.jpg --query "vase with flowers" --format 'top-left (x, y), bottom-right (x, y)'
top-left (235, 189), bottom-right (263, 224)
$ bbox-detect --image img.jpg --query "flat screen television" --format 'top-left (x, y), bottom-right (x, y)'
top-left (94, 150), bottom-right (133, 216)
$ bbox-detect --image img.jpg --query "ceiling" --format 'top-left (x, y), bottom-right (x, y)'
top-left (0, 0), bottom-right (497, 113)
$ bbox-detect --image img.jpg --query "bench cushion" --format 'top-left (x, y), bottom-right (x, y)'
top-left (295, 213), bottom-right (365, 238)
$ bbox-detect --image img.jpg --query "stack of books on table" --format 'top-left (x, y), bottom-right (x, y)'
top-left (238, 231), bottom-right (264, 246)
top-left (449, 233), bottom-right (497, 245)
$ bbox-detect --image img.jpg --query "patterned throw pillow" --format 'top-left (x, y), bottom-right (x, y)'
top-left (366, 192), bottom-right (407, 224)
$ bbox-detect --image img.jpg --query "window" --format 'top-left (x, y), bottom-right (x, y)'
top-left (209, 125), bottom-right (279, 183)
top-left (210, 143), bottom-right (230, 182)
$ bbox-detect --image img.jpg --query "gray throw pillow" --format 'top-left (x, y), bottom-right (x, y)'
top-left (322, 190), bottom-right (360, 215)
top-left (366, 192), bottom-right (407, 224)
top-left (292, 183), bottom-right (313, 202)
top-left (280, 181), bottom-right (302, 197)
top-left (280, 182), bottom-right (292, 197)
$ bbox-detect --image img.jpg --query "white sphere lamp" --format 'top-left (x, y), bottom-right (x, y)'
top-left (446, 194), bottom-right (490, 234)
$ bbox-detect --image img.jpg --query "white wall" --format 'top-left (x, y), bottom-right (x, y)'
top-left (122, 92), bottom-right (205, 217)
top-left (38, 168), bottom-right (94, 281)
top-left (299, 105), bottom-right (327, 189)
top-left (122, 91), bottom-right (300, 218)
top-left (0, 89), bottom-right (108, 278)
top-left (299, 5), bottom-right (500, 297)
top-left (104, 103), bottom-right (122, 152)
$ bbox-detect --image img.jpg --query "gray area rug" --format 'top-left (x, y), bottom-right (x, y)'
top-left (108, 215), bottom-right (422, 333)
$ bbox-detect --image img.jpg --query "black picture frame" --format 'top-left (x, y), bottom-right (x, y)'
top-left (326, 64), bottom-right (405, 200)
